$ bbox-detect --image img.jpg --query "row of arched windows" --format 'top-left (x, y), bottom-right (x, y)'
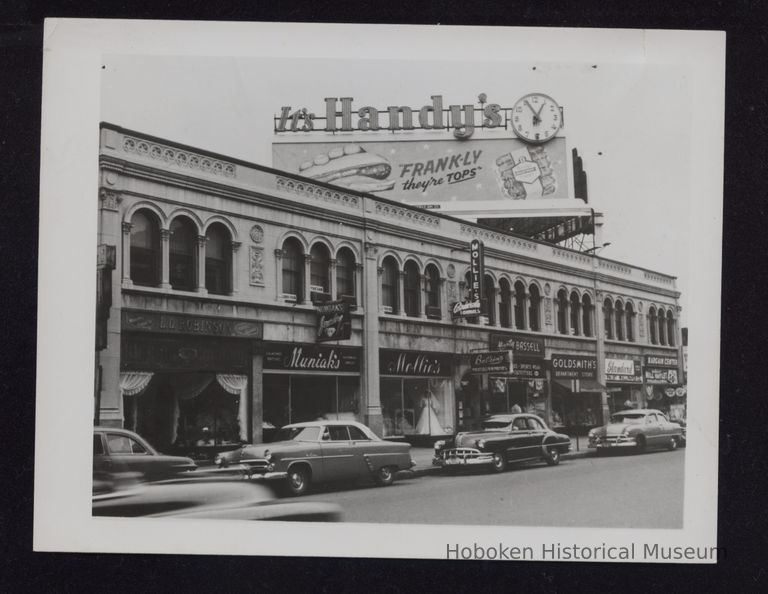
top-left (280, 237), bottom-right (357, 303)
top-left (648, 306), bottom-right (677, 346)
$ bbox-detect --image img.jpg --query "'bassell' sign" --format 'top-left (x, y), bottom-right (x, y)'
top-left (469, 350), bottom-right (513, 374)
top-left (550, 354), bottom-right (597, 379)
top-left (489, 334), bottom-right (545, 358)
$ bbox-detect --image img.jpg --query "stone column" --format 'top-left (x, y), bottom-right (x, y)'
top-left (377, 266), bottom-right (385, 313)
top-left (230, 241), bottom-right (241, 295)
top-left (303, 254), bottom-right (312, 303)
top-left (274, 249), bottom-right (283, 301)
top-left (329, 258), bottom-right (338, 300)
top-left (121, 222), bottom-right (132, 286)
top-left (522, 292), bottom-right (530, 331)
top-left (251, 352), bottom-right (263, 444)
top-left (563, 297), bottom-right (571, 335)
top-left (439, 277), bottom-right (447, 321)
top-left (397, 270), bottom-right (406, 316)
top-left (196, 235), bottom-right (207, 294)
top-left (574, 301), bottom-right (582, 336)
top-left (355, 263), bottom-right (364, 310)
top-left (493, 287), bottom-right (502, 327)
top-left (160, 229), bottom-right (171, 289)
top-left (363, 242), bottom-right (383, 435)
top-left (489, 286), bottom-right (500, 327)
top-left (594, 291), bottom-right (610, 424)
top-left (511, 290), bottom-right (519, 331)
top-left (418, 274), bottom-right (427, 319)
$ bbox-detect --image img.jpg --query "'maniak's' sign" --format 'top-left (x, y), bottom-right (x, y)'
top-left (264, 344), bottom-right (361, 372)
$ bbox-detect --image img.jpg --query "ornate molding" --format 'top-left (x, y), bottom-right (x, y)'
top-left (122, 136), bottom-right (236, 178)
top-left (249, 224), bottom-right (264, 244)
top-left (599, 260), bottom-right (632, 275)
top-left (375, 203), bottom-right (440, 228)
top-left (276, 176), bottom-right (360, 209)
top-left (98, 189), bottom-right (122, 211)
top-left (231, 241), bottom-right (242, 253)
top-left (552, 248), bottom-right (591, 265)
top-left (459, 224), bottom-right (537, 251)
top-left (249, 246), bottom-right (265, 286)
top-left (643, 271), bottom-right (674, 285)
top-left (121, 221), bottom-right (133, 234)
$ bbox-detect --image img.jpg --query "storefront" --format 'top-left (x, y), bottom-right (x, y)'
top-left (488, 334), bottom-right (548, 419)
top-left (379, 349), bottom-right (454, 439)
top-left (119, 310), bottom-right (262, 457)
top-left (643, 354), bottom-right (685, 420)
top-left (604, 354), bottom-right (643, 413)
top-left (262, 343), bottom-right (362, 440)
top-left (550, 353), bottom-right (604, 433)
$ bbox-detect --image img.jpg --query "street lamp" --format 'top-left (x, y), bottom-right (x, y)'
top-left (583, 242), bottom-right (611, 254)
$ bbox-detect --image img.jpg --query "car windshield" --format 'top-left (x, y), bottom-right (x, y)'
top-left (273, 426), bottom-right (321, 442)
top-left (611, 414), bottom-right (646, 425)
top-left (482, 420), bottom-right (513, 430)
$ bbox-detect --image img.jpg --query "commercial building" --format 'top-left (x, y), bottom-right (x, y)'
top-left (96, 123), bottom-right (685, 455)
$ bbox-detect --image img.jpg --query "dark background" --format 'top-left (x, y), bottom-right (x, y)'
top-left (1, 2), bottom-right (766, 591)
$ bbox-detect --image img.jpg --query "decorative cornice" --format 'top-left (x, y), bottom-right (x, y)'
top-left (276, 176), bottom-right (360, 209)
top-left (122, 136), bottom-right (236, 178)
top-left (552, 248), bottom-right (591, 266)
top-left (459, 224), bottom-right (537, 252)
top-left (375, 203), bottom-right (441, 228)
top-left (599, 260), bottom-right (633, 275)
top-left (643, 271), bottom-right (675, 285)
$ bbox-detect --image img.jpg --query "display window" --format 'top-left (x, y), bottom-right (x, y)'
top-left (489, 377), bottom-right (547, 418)
top-left (380, 377), bottom-right (453, 437)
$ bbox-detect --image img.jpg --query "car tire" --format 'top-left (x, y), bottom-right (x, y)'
top-left (374, 466), bottom-right (395, 487)
top-left (667, 437), bottom-right (679, 451)
top-left (491, 452), bottom-right (507, 473)
top-left (285, 465), bottom-right (311, 497)
top-left (635, 435), bottom-right (646, 454)
top-left (544, 446), bottom-right (561, 466)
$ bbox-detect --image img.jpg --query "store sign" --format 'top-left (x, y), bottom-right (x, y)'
top-left (550, 354), bottom-right (597, 379)
top-left (605, 356), bottom-right (642, 383)
top-left (469, 239), bottom-right (484, 305)
top-left (644, 355), bottom-right (679, 368)
top-left (644, 367), bottom-right (680, 385)
top-left (122, 335), bottom-right (251, 372)
top-left (380, 350), bottom-right (452, 377)
top-left (512, 359), bottom-right (545, 379)
top-left (315, 300), bottom-right (351, 342)
top-left (469, 350), bottom-right (513, 374)
top-left (264, 344), bottom-right (361, 372)
top-left (489, 334), bottom-right (545, 358)
top-left (452, 300), bottom-right (481, 318)
top-left (122, 310), bottom-right (263, 339)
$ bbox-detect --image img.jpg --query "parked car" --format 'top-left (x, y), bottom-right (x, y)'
top-left (93, 467), bottom-right (341, 521)
top-left (215, 421), bottom-right (414, 496)
top-left (94, 427), bottom-right (197, 482)
top-left (432, 414), bottom-right (571, 473)
top-left (587, 409), bottom-right (684, 453)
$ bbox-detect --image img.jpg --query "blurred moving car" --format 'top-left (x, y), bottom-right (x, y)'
top-left (215, 421), bottom-right (414, 496)
top-left (93, 467), bottom-right (342, 521)
top-left (432, 414), bottom-right (571, 473)
top-left (587, 409), bottom-right (684, 453)
top-left (94, 427), bottom-right (197, 482)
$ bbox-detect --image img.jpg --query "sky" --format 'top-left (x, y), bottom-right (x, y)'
top-left (101, 54), bottom-right (693, 321)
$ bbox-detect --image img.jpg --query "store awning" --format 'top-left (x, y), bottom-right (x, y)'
top-left (553, 378), bottom-right (611, 393)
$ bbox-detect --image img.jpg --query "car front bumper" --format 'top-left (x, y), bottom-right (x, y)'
top-left (433, 448), bottom-right (495, 467)
top-left (588, 437), bottom-right (637, 449)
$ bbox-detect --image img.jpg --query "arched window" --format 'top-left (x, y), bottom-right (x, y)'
top-left (336, 248), bottom-right (356, 302)
top-left (424, 264), bottom-right (440, 318)
top-left (625, 302), bottom-right (635, 342)
top-left (381, 256), bottom-right (399, 313)
top-left (130, 210), bottom-right (161, 287)
top-left (666, 311), bottom-right (676, 346)
top-left (569, 292), bottom-right (581, 336)
top-left (604, 298), bottom-right (614, 340)
top-left (529, 284), bottom-right (541, 331)
top-left (483, 275), bottom-right (496, 325)
top-left (648, 307), bottom-right (658, 344)
top-left (403, 261), bottom-right (421, 317)
top-left (615, 301), bottom-right (625, 341)
top-left (582, 294), bottom-right (592, 337)
top-left (310, 243), bottom-right (330, 294)
top-left (205, 223), bottom-right (231, 295)
top-left (499, 279), bottom-right (512, 328)
top-left (514, 281), bottom-right (527, 330)
top-left (282, 238), bottom-right (304, 302)
top-left (658, 307), bottom-right (667, 345)
top-left (169, 216), bottom-right (197, 291)
top-left (557, 289), bottom-right (568, 335)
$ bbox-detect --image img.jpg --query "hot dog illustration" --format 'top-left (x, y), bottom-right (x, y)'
top-left (298, 144), bottom-right (395, 192)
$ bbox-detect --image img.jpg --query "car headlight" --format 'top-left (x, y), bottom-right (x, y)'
top-left (433, 440), bottom-right (446, 451)
top-left (588, 429), bottom-right (596, 437)
top-left (214, 455), bottom-right (223, 466)
top-left (622, 427), bottom-right (630, 434)
top-left (264, 450), bottom-right (272, 461)
top-left (476, 439), bottom-right (486, 449)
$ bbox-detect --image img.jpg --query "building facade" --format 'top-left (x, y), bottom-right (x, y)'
top-left (96, 124), bottom-right (685, 455)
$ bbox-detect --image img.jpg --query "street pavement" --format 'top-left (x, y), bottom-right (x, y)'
top-left (300, 448), bottom-right (685, 528)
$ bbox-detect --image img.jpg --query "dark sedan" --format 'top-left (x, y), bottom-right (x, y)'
top-left (433, 414), bottom-right (571, 473)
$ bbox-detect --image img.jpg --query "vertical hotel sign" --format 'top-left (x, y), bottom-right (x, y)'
top-left (452, 239), bottom-right (484, 318)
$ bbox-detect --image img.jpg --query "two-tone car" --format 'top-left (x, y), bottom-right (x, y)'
top-left (215, 420), bottom-right (414, 496)
top-left (587, 409), bottom-right (684, 454)
top-left (432, 414), bottom-right (571, 473)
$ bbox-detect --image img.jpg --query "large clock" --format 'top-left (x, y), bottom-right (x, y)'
top-left (511, 93), bottom-right (562, 143)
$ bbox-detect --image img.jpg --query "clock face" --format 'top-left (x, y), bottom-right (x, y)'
top-left (511, 93), bottom-right (562, 143)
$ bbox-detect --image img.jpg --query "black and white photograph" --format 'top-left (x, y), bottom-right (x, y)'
top-left (34, 20), bottom-right (724, 561)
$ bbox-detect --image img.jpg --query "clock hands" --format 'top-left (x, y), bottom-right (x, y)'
top-left (524, 99), bottom-right (542, 126)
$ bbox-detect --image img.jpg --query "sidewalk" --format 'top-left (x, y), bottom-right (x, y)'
top-left (404, 436), bottom-right (591, 477)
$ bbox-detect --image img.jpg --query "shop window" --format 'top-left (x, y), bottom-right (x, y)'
top-left (403, 260), bottom-right (421, 317)
top-left (582, 294), bottom-right (593, 337)
top-left (205, 222), bottom-right (231, 295)
top-left (649, 307), bottom-right (658, 344)
top-left (625, 302), bottom-right (635, 342)
top-left (380, 377), bottom-right (453, 437)
top-left (130, 210), bottom-right (161, 287)
top-left (528, 284), bottom-right (541, 331)
top-left (381, 256), bottom-right (398, 313)
top-left (514, 281), bottom-right (527, 329)
top-left (483, 275), bottom-right (495, 325)
top-left (310, 243), bottom-right (330, 294)
top-left (569, 291), bottom-right (581, 335)
top-left (169, 216), bottom-right (197, 291)
top-left (336, 247), bottom-right (356, 303)
top-left (604, 298), bottom-right (614, 340)
top-left (615, 301), bottom-right (625, 341)
top-left (657, 307), bottom-right (667, 345)
top-left (557, 289), bottom-right (568, 335)
top-left (666, 311), bottom-right (676, 346)
top-left (499, 279), bottom-right (512, 328)
top-left (425, 264), bottom-right (440, 318)
top-left (282, 238), bottom-right (304, 302)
